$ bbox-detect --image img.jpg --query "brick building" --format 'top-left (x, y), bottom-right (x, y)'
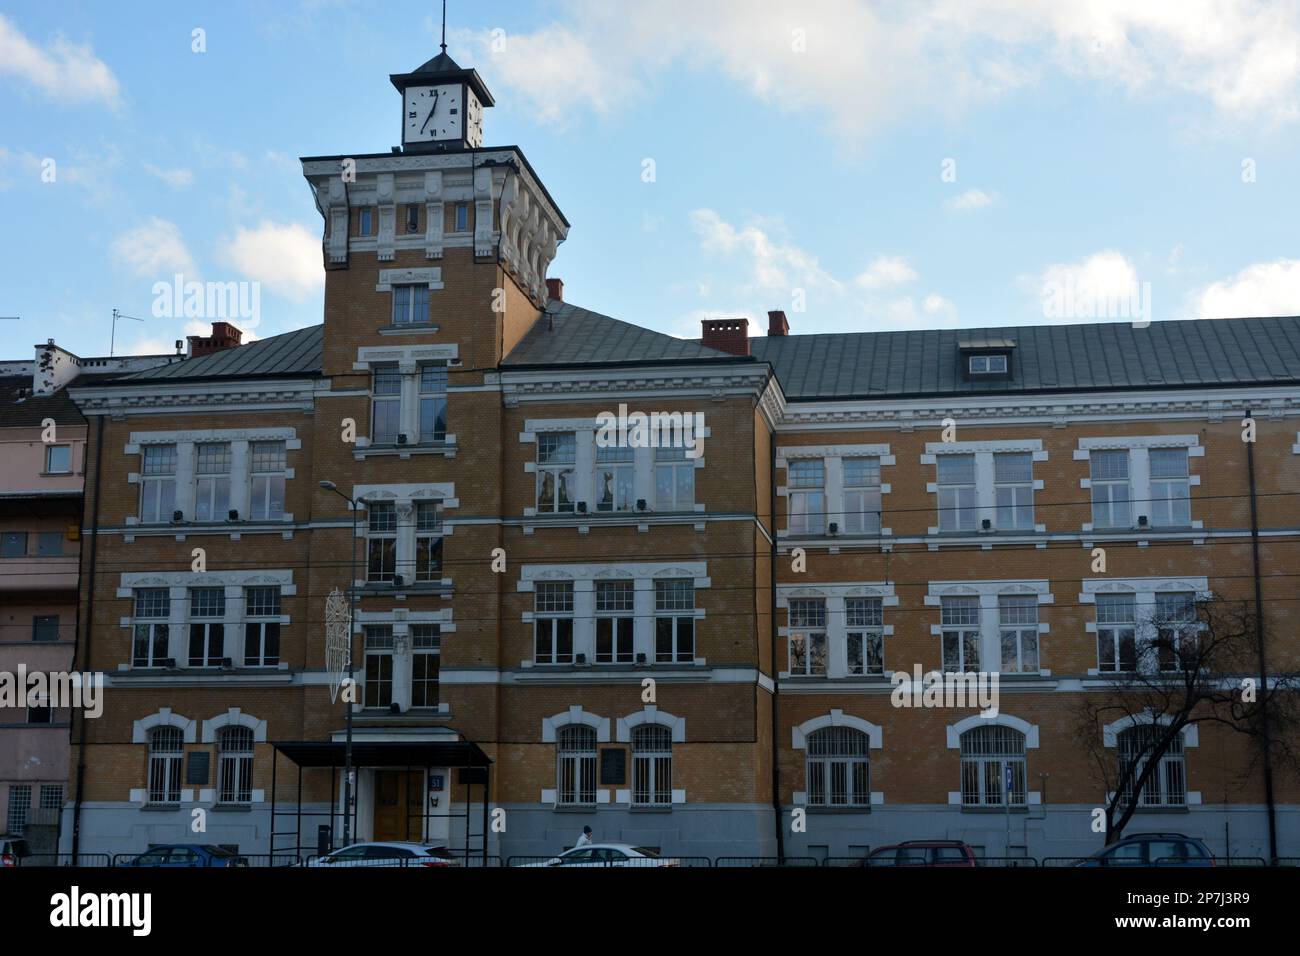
top-left (63, 48), bottom-right (1300, 861)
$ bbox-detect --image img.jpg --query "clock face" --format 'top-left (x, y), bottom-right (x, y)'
top-left (404, 84), bottom-right (464, 143)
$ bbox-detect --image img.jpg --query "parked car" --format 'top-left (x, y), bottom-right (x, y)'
top-left (304, 842), bottom-right (459, 867)
top-left (1, 836), bottom-right (30, 868)
top-left (1077, 832), bottom-right (1215, 867)
top-left (861, 840), bottom-right (979, 867)
top-left (118, 844), bottom-right (249, 867)
top-left (518, 843), bottom-right (680, 868)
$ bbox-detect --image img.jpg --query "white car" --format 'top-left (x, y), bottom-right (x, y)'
top-left (518, 843), bottom-right (679, 868)
top-left (304, 841), bottom-right (459, 868)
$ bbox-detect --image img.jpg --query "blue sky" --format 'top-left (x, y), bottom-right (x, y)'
top-left (2, 0), bottom-right (1299, 357)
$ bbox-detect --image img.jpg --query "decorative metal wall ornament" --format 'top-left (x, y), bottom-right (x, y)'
top-left (325, 587), bottom-right (351, 703)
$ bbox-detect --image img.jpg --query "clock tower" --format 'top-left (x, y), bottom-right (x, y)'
top-left (390, 47), bottom-right (494, 152)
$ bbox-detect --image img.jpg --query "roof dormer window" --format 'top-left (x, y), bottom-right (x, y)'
top-left (969, 353), bottom-right (1008, 375)
top-left (959, 337), bottom-right (1015, 381)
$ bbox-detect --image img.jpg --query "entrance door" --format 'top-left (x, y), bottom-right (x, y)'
top-left (373, 770), bottom-right (423, 842)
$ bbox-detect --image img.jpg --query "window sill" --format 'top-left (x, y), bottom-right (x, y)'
top-left (211, 804), bottom-right (254, 813)
top-left (355, 442), bottom-right (454, 461)
top-left (629, 806), bottom-right (673, 813)
top-left (805, 806), bottom-right (871, 814)
top-left (552, 805), bottom-right (598, 812)
top-left (378, 324), bottom-right (441, 336)
top-left (960, 806), bottom-right (1029, 814)
top-left (141, 804), bottom-right (182, 812)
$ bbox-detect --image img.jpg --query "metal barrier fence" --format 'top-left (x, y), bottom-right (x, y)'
top-left (713, 856), bottom-right (820, 867)
top-left (13, 851), bottom-right (1295, 869)
top-left (15, 853), bottom-right (113, 868)
top-left (505, 855), bottom-right (710, 868)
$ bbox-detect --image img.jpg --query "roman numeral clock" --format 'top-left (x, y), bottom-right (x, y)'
top-left (390, 47), bottom-right (494, 152)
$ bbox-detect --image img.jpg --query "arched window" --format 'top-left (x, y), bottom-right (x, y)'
top-left (218, 727), bottom-right (255, 805)
top-left (632, 725), bottom-right (672, 807)
top-left (1118, 726), bottom-right (1185, 808)
top-left (806, 727), bottom-right (870, 808)
top-left (556, 725), bottom-right (597, 807)
top-left (147, 726), bottom-right (184, 805)
top-left (960, 725), bottom-right (1026, 807)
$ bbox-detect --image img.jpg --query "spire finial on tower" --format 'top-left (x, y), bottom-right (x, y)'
top-left (440, 0), bottom-right (448, 53)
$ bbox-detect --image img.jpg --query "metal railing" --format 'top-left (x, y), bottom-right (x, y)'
top-left (13, 850), bottom-right (1291, 869)
top-left (15, 853), bottom-right (113, 868)
top-left (713, 856), bottom-right (820, 867)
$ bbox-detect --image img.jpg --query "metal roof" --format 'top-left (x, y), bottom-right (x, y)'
top-left (272, 740), bottom-right (491, 768)
top-left (503, 301), bottom-right (743, 368)
top-left (115, 325), bottom-right (323, 383)
top-left (748, 316), bottom-right (1300, 400)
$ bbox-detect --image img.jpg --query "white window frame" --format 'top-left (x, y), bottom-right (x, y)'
top-left (187, 586), bottom-right (227, 668)
top-left (536, 431), bottom-right (577, 514)
top-left (805, 726), bottom-right (872, 808)
top-left (521, 419), bottom-right (709, 520)
top-left (596, 443), bottom-right (636, 512)
top-left (778, 445), bottom-right (894, 539)
top-left (520, 562), bottom-right (710, 668)
top-left (926, 581), bottom-right (1054, 676)
top-left (923, 440), bottom-right (1046, 536)
top-left (194, 442), bottom-right (232, 522)
top-left (1081, 577), bottom-right (1210, 676)
top-left (594, 579), bottom-right (635, 664)
top-left (351, 485), bottom-right (457, 590)
top-left (787, 597), bottom-right (828, 677)
top-left (139, 444), bottom-right (177, 523)
top-left (534, 580), bottom-right (575, 665)
top-left (786, 458), bottom-right (827, 536)
top-left (410, 623), bottom-right (441, 709)
top-left (1076, 436), bottom-right (1202, 533)
top-left (242, 586), bottom-right (282, 667)
top-left (631, 724), bottom-right (673, 808)
top-left (45, 444), bottom-right (72, 475)
top-left (125, 429), bottom-right (299, 527)
top-left (555, 724), bottom-right (597, 807)
top-left (391, 283), bottom-right (430, 325)
top-left (147, 726), bottom-right (184, 805)
top-left (217, 726), bottom-right (254, 805)
top-left (777, 583), bottom-right (897, 680)
top-left (132, 588), bottom-right (171, 667)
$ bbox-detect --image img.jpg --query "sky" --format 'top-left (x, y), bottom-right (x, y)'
top-left (1, 0), bottom-right (1299, 358)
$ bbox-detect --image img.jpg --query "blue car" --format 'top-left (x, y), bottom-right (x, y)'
top-left (1077, 832), bottom-right (1215, 867)
top-left (119, 844), bottom-right (249, 867)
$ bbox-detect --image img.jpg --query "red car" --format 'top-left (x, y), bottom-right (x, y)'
top-left (861, 840), bottom-right (979, 867)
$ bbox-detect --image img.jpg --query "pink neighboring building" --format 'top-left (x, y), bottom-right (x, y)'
top-left (0, 340), bottom-right (179, 840)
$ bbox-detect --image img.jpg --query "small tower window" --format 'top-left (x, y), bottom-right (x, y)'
top-left (959, 338), bottom-right (1016, 381)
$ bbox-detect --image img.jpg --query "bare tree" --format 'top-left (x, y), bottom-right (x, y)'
top-left (1075, 595), bottom-right (1299, 849)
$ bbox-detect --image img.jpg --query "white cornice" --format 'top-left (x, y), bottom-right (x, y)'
top-left (70, 378), bottom-right (315, 415)
top-left (776, 386), bottom-right (1298, 430)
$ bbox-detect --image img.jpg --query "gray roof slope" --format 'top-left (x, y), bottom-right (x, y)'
top-left (750, 316), bottom-right (1300, 400)
top-left (117, 325), bottom-right (323, 383)
top-left (504, 301), bottom-right (739, 367)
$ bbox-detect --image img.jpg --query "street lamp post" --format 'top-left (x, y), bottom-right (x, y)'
top-left (321, 480), bottom-right (363, 847)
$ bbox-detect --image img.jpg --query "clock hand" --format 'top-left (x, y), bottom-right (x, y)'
top-left (420, 91), bottom-right (440, 134)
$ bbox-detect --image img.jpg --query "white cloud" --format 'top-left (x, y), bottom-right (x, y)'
top-left (143, 163), bottom-right (194, 189)
top-left (945, 188), bottom-right (997, 212)
top-left (463, 0), bottom-right (1300, 140)
top-left (1020, 249), bottom-right (1151, 323)
top-left (1193, 259), bottom-right (1300, 318)
top-left (110, 217), bottom-right (197, 278)
top-left (688, 208), bottom-right (955, 331)
top-left (0, 14), bottom-right (122, 108)
top-left (223, 221), bottom-right (323, 302)
top-left (855, 256), bottom-right (918, 290)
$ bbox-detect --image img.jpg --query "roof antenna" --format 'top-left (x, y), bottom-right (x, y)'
top-left (440, 0), bottom-right (448, 53)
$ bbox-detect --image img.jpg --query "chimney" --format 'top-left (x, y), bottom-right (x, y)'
top-left (701, 318), bottom-right (750, 356)
top-left (767, 310), bottom-right (790, 336)
top-left (546, 277), bottom-right (564, 302)
top-left (187, 321), bottom-right (243, 358)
